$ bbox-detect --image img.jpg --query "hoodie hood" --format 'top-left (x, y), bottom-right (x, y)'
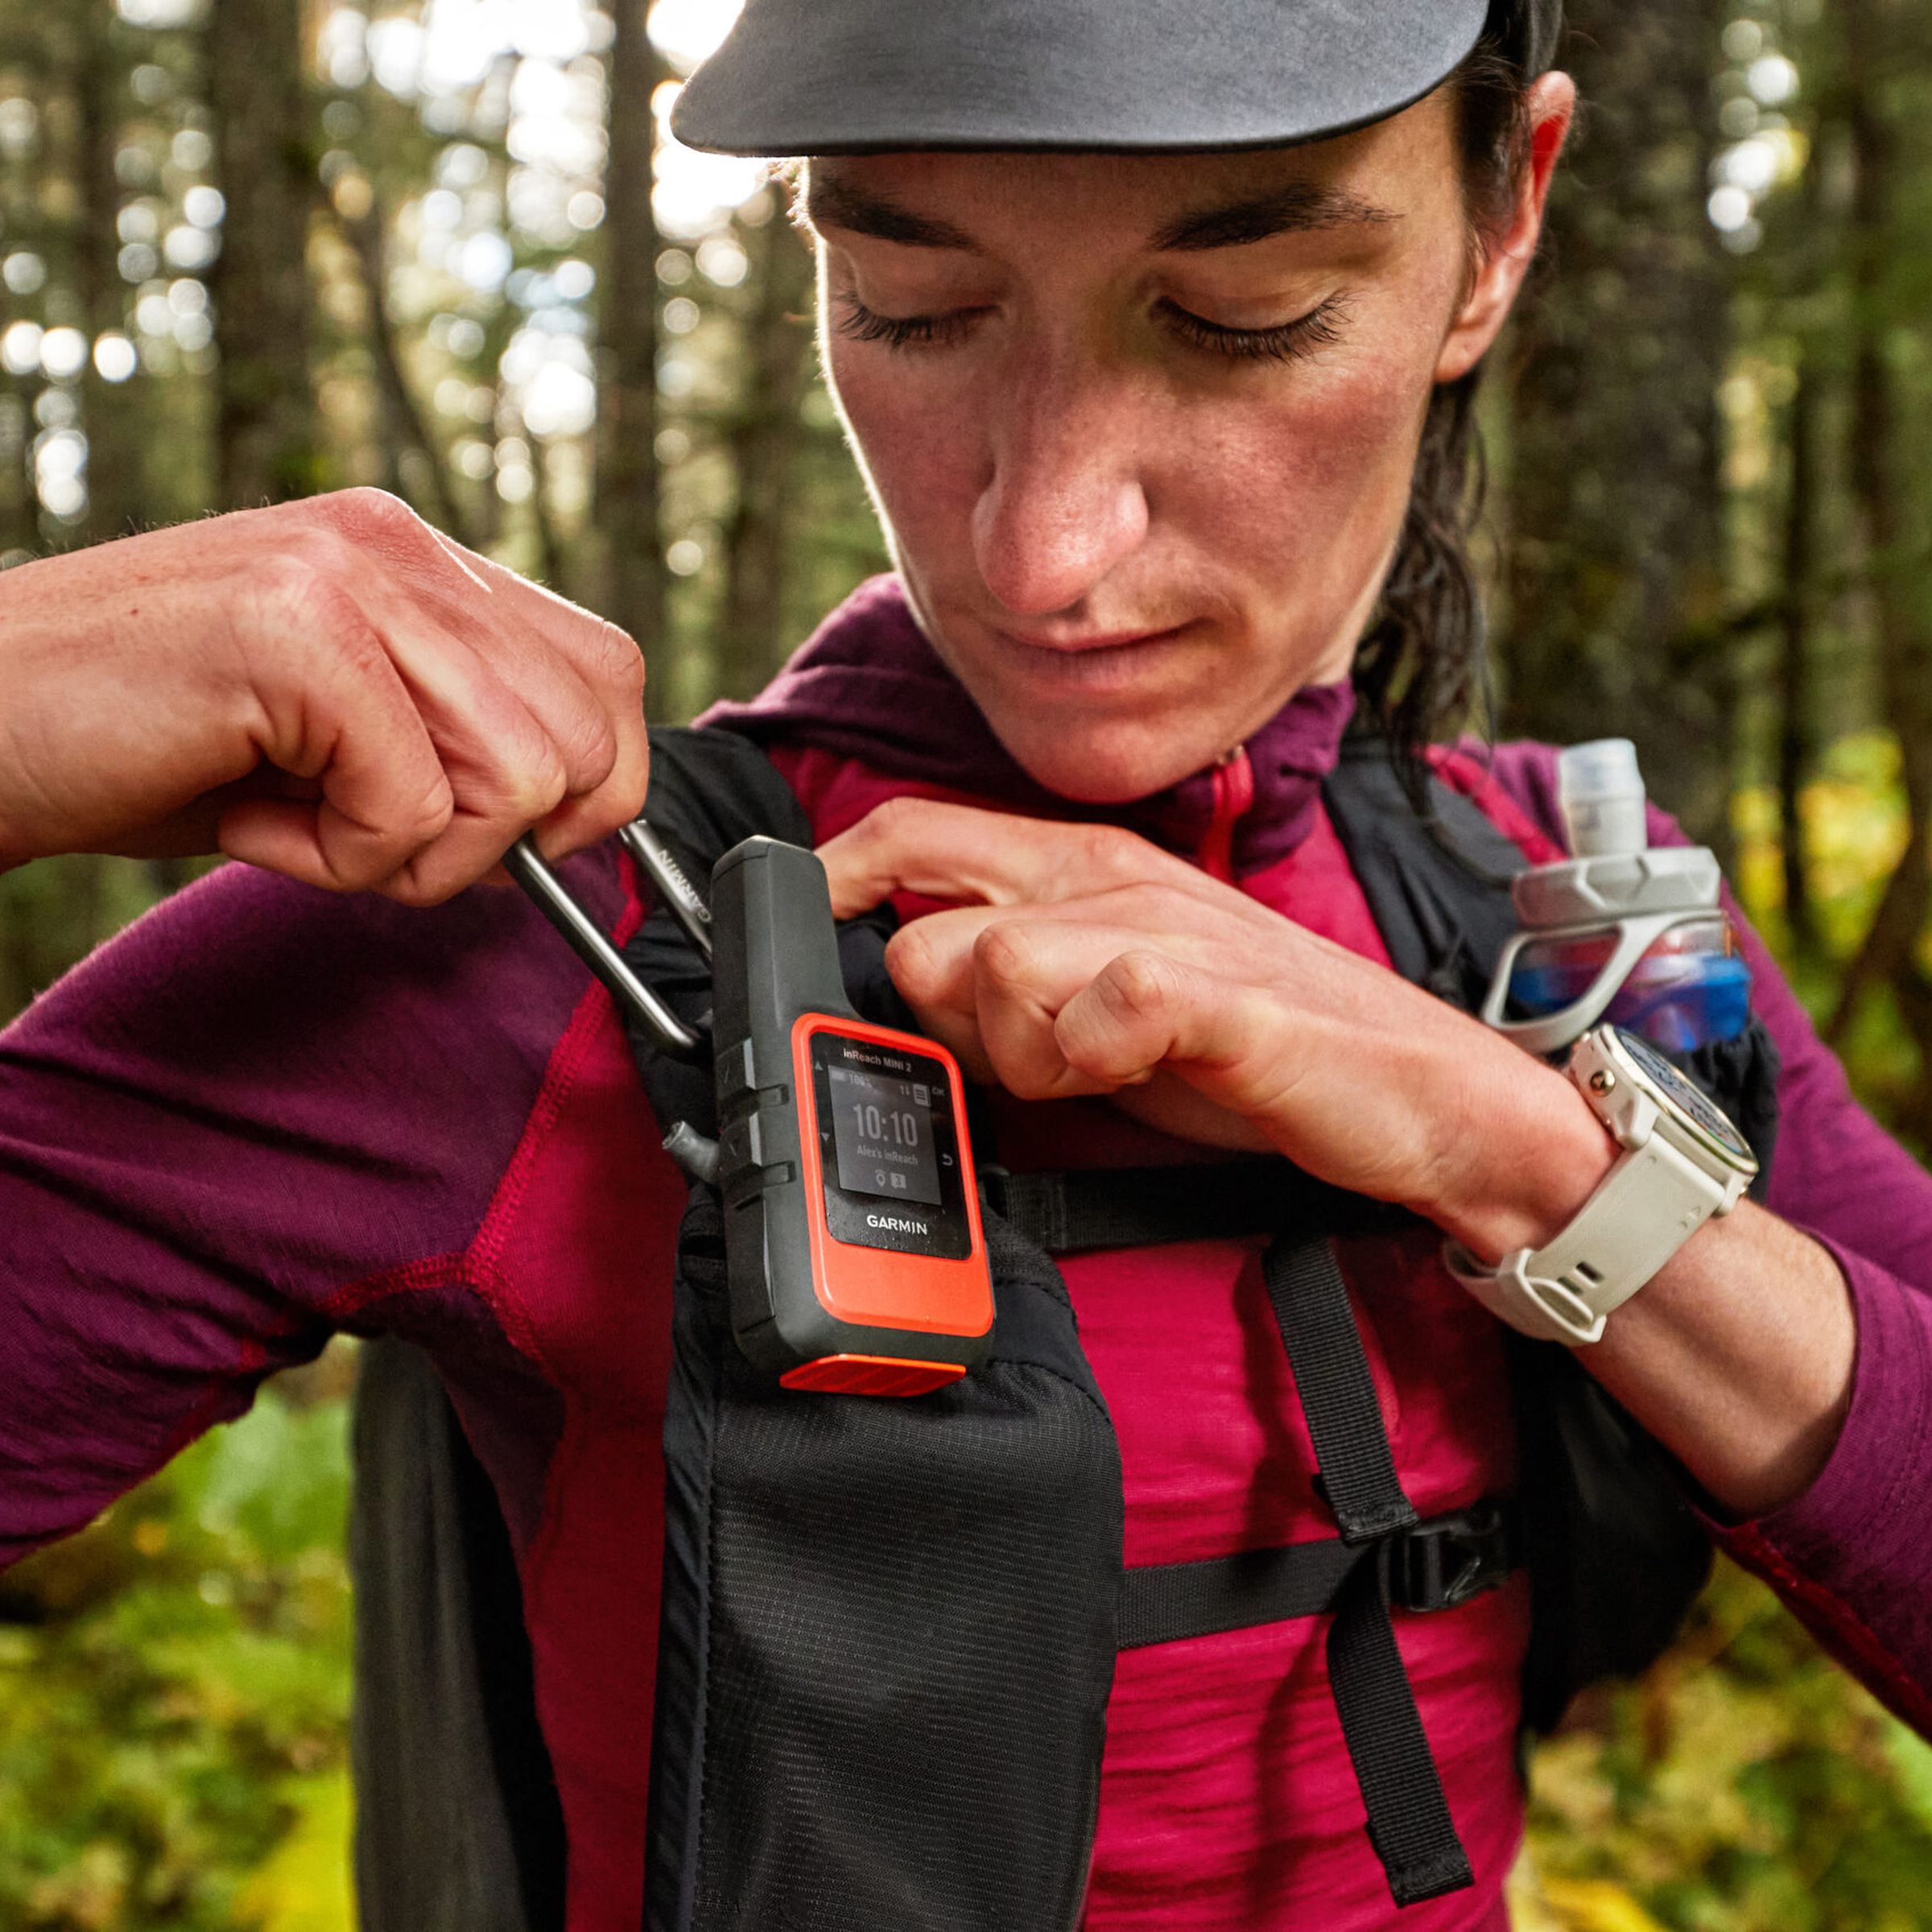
top-left (700, 575), bottom-right (1355, 877)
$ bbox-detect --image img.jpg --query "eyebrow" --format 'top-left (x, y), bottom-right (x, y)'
top-left (1150, 183), bottom-right (1397, 252)
top-left (803, 173), bottom-right (1396, 254)
top-left (803, 175), bottom-right (978, 250)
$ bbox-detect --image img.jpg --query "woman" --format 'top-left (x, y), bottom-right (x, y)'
top-left (3, 2), bottom-right (1930, 1926)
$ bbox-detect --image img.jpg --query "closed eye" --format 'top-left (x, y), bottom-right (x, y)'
top-left (1155, 294), bottom-right (1348, 364)
top-left (832, 298), bottom-right (989, 351)
top-left (830, 291), bottom-right (1349, 364)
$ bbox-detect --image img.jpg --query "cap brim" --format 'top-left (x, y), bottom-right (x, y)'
top-left (672, 0), bottom-right (1490, 157)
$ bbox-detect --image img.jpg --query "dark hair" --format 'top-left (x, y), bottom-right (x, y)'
top-left (1348, 35), bottom-right (1537, 788)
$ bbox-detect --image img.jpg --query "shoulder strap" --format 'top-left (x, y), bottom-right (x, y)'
top-left (642, 724), bottom-right (812, 859)
top-left (1322, 738), bottom-right (1525, 1011)
top-left (982, 1159), bottom-right (1406, 1252)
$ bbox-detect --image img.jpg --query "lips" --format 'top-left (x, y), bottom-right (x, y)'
top-left (993, 622), bottom-right (1191, 654)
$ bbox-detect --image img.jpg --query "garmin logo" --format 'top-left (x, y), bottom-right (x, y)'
top-left (866, 1212), bottom-right (929, 1236)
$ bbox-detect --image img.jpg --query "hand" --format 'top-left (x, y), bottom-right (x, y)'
top-left (819, 797), bottom-right (1614, 1251)
top-left (0, 489), bottom-right (648, 904)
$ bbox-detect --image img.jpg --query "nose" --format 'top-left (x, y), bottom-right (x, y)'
top-left (970, 352), bottom-right (1151, 618)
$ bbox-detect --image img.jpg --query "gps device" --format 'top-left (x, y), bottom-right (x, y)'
top-left (710, 836), bottom-right (993, 1396)
top-left (506, 826), bottom-right (994, 1397)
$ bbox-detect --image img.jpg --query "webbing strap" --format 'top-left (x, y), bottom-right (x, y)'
top-left (1117, 1504), bottom-right (1520, 1651)
top-left (1119, 1538), bottom-right (1367, 1649)
top-left (1262, 1236), bottom-right (1417, 1546)
top-left (1263, 1233), bottom-right (1472, 1907)
top-left (982, 1162), bottom-right (1406, 1255)
top-left (1329, 1560), bottom-right (1476, 1905)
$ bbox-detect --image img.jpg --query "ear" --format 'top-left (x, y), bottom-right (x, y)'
top-left (1435, 72), bottom-right (1576, 384)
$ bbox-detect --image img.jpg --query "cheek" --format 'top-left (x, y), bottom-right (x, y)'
top-left (1160, 345), bottom-right (1432, 596)
top-left (824, 340), bottom-right (986, 542)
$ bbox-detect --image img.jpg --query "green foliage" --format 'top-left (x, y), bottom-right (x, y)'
top-left (0, 1376), bottom-right (354, 1930)
top-left (1517, 1561), bottom-right (1932, 1929)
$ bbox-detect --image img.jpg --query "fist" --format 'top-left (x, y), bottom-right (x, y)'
top-left (0, 489), bottom-right (648, 903)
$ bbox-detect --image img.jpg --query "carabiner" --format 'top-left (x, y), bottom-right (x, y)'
top-left (502, 832), bottom-right (708, 1062)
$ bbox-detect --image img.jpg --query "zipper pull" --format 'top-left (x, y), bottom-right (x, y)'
top-left (1199, 745), bottom-right (1254, 882)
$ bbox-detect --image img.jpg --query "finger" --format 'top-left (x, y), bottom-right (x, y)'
top-left (227, 619), bottom-right (574, 902)
top-left (971, 921), bottom-right (1124, 1101)
top-left (347, 508), bottom-right (646, 819)
top-left (219, 598), bottom-right (456, 891)
top-left (434, 530), bottom-right (650, 741)
top-left (1053, 949), bottom-right (1285, 1104)
top-left (527, 673), bottom-right (651, 859)
top-left (886, 901), bottom-right (1224, 1018)
top-left (820, 798), bottom-right (1191, 919)
top-left (479, 609), bottom-right (647, 857)
top-left (369, 625), bottom-right (605, 901)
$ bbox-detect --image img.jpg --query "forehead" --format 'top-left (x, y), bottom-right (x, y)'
top-left (802, 97), bottom-right (1456, 259)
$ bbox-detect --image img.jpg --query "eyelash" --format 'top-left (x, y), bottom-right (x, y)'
top-left (1154, 295), bottom-right (1347, 364)
top-left (832, 292), bottom-right (1348, 365)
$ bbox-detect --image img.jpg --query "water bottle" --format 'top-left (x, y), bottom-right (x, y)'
top-left (1480, 740), bottom-right (1752, 1056)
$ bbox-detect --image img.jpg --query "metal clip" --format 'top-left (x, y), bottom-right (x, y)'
top-left (502, 833), bottom-right (708, 1062)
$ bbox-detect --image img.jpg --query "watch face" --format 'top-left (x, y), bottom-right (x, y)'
top-left (1609, 1027), bottom-right (1756, 1167)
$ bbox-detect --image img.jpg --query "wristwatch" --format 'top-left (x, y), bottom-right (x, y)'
top-left (1444, 1025), bottom-right (1758, 1346)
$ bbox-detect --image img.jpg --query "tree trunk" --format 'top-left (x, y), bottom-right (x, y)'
top-left (593, 0), bottom-right (668, 703)
top-left (1501, 0), bottom-right (1735, 851)
top-left (1827, 0), bottom-right (1932, 1095)
top-left (206, 0), bottom-right (318, 508)
top-left (716, 208), bottom-right (815, 700)
top-left (1776, 343), bottom-right (1820, 960)
top-left (74, 1), bottom-right (138, 543)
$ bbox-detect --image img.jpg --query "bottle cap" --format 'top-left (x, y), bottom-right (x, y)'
top-left (1557, 739), bottom-right (1647, 857)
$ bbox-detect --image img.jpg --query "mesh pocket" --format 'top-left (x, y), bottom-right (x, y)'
top-left (649, 1195), bottom-right (1123, 1932)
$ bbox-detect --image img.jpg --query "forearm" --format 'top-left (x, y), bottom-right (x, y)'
top-left (1585, 1203), bottom-right (1853, 1517)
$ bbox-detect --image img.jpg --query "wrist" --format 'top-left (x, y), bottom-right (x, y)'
top-left (1430, 1060), bottom-right (1618, 1262)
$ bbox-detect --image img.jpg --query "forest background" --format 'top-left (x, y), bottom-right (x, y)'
top-left (3, 0), bottom-right (1932, 1926)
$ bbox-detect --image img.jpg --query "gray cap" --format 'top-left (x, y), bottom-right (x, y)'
top-left (673, 1), bottom-right (1564, 158)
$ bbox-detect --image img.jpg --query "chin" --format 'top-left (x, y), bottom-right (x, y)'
top-left (984, 706), bottom-right (1220, 805)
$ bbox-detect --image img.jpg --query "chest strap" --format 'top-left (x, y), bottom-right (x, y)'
top-left (1119, 1499), bottom-right (1518, 1648)
top-left (980, 1158), bottom-right (1407, 1251)
top-left (996, 1162), bottom-right (1497, 1909)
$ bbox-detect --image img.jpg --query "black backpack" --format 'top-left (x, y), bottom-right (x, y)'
top-left (349, 726), bottom-right (1779, 1931)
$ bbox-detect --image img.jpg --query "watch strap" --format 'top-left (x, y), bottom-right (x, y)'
top-left (1444, 1134), bottom-right (1745, 1346)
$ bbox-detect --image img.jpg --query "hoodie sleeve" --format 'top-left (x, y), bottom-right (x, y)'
top-left (0, 847), bottom-right (627, 1571)
top-left (1488, 741), bottom-right (1932, 1732)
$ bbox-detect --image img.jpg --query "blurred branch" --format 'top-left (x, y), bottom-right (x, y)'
top-left (332, 185), bottom-right (482, 552)
top-left (1777, 341), bottom-right (1822, 959)
top-left (72, 3), bottom-right (138, 543)
top-left (526, 425), bottom-right (572, 598)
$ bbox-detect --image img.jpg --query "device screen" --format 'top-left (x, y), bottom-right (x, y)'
top-left (828, 1064), bottom-right (942, 1205)
top-left (1614, 1027), bottom-right (1756, 1164)
top-left (807, 1030), bottom-right (974, 1259)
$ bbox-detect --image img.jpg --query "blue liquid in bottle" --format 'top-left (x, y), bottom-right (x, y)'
top-left (1505, 915), bottom-right (1752, 1054)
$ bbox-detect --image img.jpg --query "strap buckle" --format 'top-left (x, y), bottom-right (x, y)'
top-left (1388, 1501), bottom-right (1517, 1615)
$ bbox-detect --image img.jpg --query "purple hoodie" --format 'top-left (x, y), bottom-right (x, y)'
top-left (3, 574), bottom-right (1931, 1930)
